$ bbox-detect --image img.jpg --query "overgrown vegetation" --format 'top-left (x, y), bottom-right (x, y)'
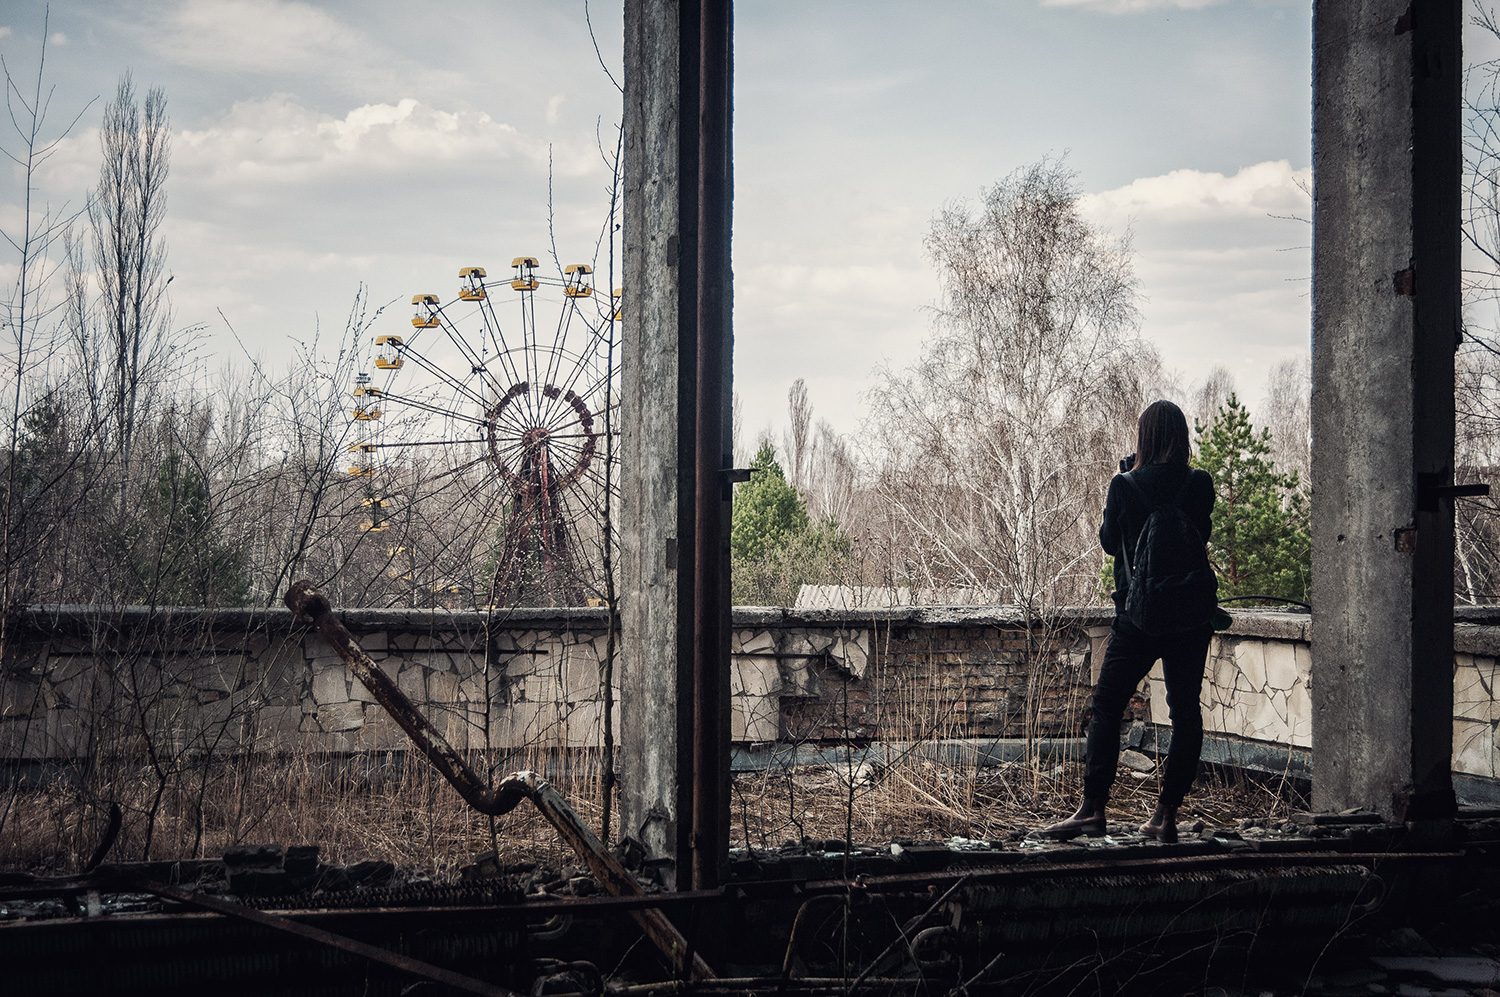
top-left (1195, 395), bottom-right (1311, 604)
top-left (730, 441), bottom-right (851, 605)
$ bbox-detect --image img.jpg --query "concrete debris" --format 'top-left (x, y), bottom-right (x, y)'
top-left (1371, 957), bottom-right (1500, 987)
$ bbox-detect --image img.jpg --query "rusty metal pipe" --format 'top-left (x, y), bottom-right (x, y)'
top-left (691, 0), bottom-right (733, 897)
top-left (284, 581), bottom-right (714, 981)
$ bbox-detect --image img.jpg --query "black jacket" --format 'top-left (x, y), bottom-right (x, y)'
top-left (1099, 462), bottom-right (1215, 609)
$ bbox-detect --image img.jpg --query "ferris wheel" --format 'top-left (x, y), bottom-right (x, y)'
top-left (348, 257), bottom-right (620, 608)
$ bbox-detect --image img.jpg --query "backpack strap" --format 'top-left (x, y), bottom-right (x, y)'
top-left (1115, 474), bottom-right (1150, 578)
top-left (1118, 472), bottom-right (1153, 509)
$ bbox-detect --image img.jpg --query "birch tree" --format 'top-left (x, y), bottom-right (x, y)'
top-left (866, 159), bottom-right (1162, 608)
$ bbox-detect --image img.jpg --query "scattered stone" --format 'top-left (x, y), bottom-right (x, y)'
top-left (1119, 749), bottom-right (1155, 773)
top-left (461, 850), bottom-right (502, 881)
top-left (347, 860), bottom-right (396, 888)
top-left (946, 836), bottom-right (990, 852)
top-left (1373, 928), bottom-right (1439, 958)
top-left (1322, 964), bottom-right (1387, 988)
top-left (1371, 957), bottom-right (1500, 987)
top-left (613, 837), bottom-right (646, 872)
top-left (223, 844), bottom-right (283, 869)
top-left (284, 845), bottom-right (319, 878)
top-left (1293, 810), bottom-right (1383, 825)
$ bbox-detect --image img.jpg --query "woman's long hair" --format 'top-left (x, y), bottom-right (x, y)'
top-left (1132, 400), bottom-right (1191, 469)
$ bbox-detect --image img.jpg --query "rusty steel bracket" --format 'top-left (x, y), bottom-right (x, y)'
top-left (284, 580), bottom-right (715, 982)
top-left (136, 879), bottom-right (522, 997)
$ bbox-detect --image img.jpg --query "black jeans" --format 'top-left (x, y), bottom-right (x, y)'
top-left (1083, 616), bottom-right (1212, 808)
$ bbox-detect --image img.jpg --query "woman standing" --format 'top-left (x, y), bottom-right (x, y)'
top-left (1040, 400), bottom-right (1216, 844)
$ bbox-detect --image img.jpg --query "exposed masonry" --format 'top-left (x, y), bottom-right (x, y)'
top-left (1, 606), bottom-right (1496, 782)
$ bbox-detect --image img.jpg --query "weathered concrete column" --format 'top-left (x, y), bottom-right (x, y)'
top-left (620, 0), bottom-right (696, 885)
top-left (1310, 0), bottom-right (1461, 820)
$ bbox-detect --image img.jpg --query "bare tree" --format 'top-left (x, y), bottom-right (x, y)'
top-left (784, 378), bottom-right (812, 495)
top-left (0, 20), bottom-right (95, 643)
top-left (1261, 355), bottom-right (1311, 487)
top-left (806, 418), bottom-right (857, 528)
top-left (85, 74), bottom-right (178, 493)
top-left (865, 158), bottom-right (1162, 609)
top-left (1190, 365), bottom-right (1237, 435)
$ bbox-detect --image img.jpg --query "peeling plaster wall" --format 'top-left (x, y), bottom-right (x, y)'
top-left (2, 607), bottom-right (1497, 787)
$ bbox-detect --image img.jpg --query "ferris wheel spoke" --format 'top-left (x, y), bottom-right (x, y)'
top-left (378, 391), bottom-right (489, 428)
top-left (430, 310), bottom-right (494, 387)
top-left (487, 436), bottom-right (545, 470)
top-left (491, 403), bottom-right (542, 442)
top-left (536, 370), bottom-right (604, 429)
top-left (421, 454), bottom-right (493, 486)
top-left (515, 290), bottom-right (540, 424)
top-left (562, 368), bottom-right (617, 413)
top-left (534, 410), bottom-right (590, 437)
top-left (369, 437), bottom-right (489, 448)
top-left (484, 291), bottom-right (542, 426)
top-left (395, 345), bottom-right (492, 409)
top-left (477, 296), bottom-right (529, 397)
top-left (539, 340), bottom-right (609, 422)
top-left (542, 299), bottom-right (579, 389)
top-left (575, 461), bottom-right (622, 499)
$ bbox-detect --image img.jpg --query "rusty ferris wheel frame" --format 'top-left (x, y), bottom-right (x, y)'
top-left (350, 258), bottom-right (620, 608)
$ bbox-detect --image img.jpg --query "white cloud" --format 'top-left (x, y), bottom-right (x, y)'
top-left (1081, 160), bottom-right (1311, 226)
top-left (1079, 161), bottom-right (1312, 399)
top-left (49, 32), bottom-right (66, 45)
top-left (1041, 0), bottom-right (1222, 11)
top-left (0, 27), bottom-right (13, 40)
top-left (130, 0), bottom-right (461, 98)
top-left (172, 95), bottom-right (578, 185)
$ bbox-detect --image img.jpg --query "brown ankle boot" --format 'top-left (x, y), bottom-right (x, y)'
top-left (1036, 798), bottom-right (1107, 840)
top-left (1140, 800), bottom-right (1178, 843)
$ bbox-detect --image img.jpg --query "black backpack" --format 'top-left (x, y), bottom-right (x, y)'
top-left (1117, 472), bottom-right (1218, 634)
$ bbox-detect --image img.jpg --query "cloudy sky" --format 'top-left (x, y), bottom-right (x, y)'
top-left (1, 0), bottom-right (1330, 446)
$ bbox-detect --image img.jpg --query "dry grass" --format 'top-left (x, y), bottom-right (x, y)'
top-left (1, 742), bottom-right (1305, 879)
top-left (0, 743), bottom-right (611, 878)
top-left (729, 756), bottom-right (1305, 851)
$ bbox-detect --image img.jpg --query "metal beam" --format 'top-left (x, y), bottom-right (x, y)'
top-left (691, 0), bottom-right (734, 894)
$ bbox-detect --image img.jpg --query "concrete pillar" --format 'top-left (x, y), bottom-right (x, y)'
top-left (1310, 0), bottom-right (1461, 820)
top-left (620, 0), bottom-right (696, 884)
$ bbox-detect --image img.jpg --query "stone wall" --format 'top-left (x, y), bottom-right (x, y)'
top-left (0, 606), bottom-right (1108, 763)
top-left (1146, 614), bottom-right (1314, 749)
top-left (2, 606), bottom-right (1498, 789)
top-left (1145, 610), bottom-right (1500, 784)
top-left (734, 609), bottom-right (1103, 744)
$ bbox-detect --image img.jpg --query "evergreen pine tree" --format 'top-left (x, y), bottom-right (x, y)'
top-left (730, 442), bottom-right (851, 604)
top-left (1194, 395), bottom-right (1310, 603)
top-left (731, 442), bottom-right (811, 562)
top-left (126, 445), bottom-right (250, 607)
